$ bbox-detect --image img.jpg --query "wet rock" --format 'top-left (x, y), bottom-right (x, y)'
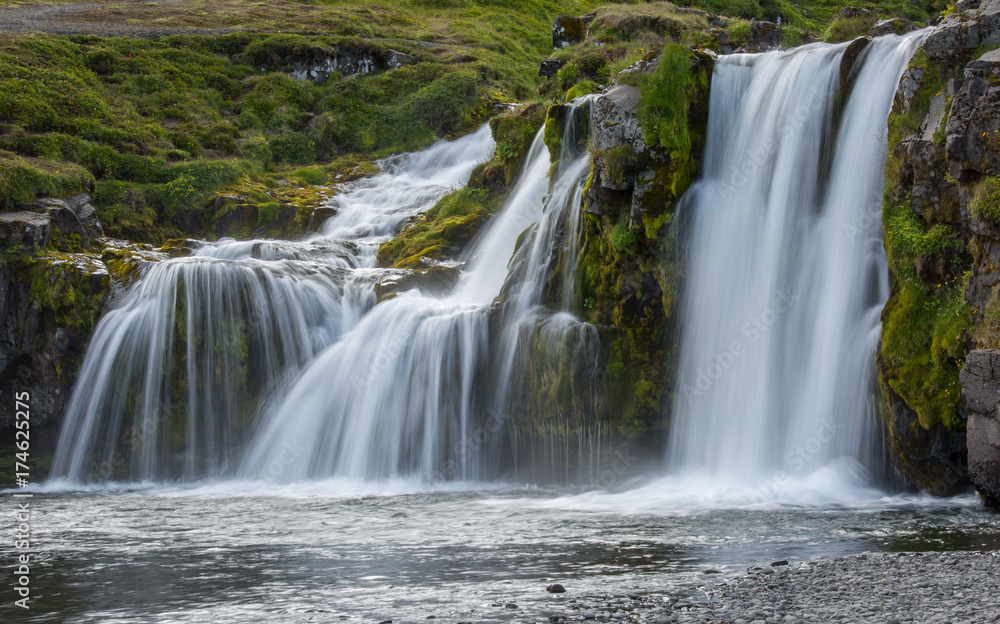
top-left (307, 205), bottom-right (338, 232)
top-left (159, 238), bottom-right (203, 258)
top-left (0, 250), bottom-right (112, 453)
top-left (771, 560), bottom-right (789, 566)
top-left (747, 20), bottom-right (780, 52)
top-left (878, 379), bottom-right (967, 494)
top-left (839, 37), bottom-right (870, 93)
top-left (547, 583), bottom-right (567, 593)
top-left (584, 613), bottom-right (597, 619)
top-left (960, 349), bottom-right (1000, 505)
top-left (374, 266), bottom-right (460, 301)
top-left (539, 59), bottom-right (567, 77)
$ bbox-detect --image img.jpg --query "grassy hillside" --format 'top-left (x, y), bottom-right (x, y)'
top-left (0, 0), bottom-right (946, 243)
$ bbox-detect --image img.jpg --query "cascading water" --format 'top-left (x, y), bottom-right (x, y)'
top-left (51, 125), bottom-right (496, 482)
top-left (52, 95), bottom-right (601, 484)
top-left (242, 98), bottom-right (599, 483)
top-left (667, 33), bottom-right (927, 493)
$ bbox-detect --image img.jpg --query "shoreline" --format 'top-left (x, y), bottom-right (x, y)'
top-left (609, 552), bottom-right (999, 624)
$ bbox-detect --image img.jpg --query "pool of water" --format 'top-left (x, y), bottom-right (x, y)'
top-left (6, 475), bottom-right (1000, 623)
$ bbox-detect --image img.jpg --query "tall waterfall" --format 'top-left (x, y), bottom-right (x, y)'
top-left (667, 33), bottom-right (926, 488)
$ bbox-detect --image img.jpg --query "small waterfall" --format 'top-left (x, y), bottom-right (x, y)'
top-left (51, 125), bottom-right (495, 482)
top-left (667, 33), bottom-right (926, 488)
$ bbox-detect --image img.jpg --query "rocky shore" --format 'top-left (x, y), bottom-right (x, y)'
top-left (546, 552), bottom-right (998, 624)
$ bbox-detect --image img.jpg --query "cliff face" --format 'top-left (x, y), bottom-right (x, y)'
top-left (881, 0), bottom-right (1000, 494)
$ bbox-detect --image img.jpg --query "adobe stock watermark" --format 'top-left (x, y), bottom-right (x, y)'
top-left (350, 336), bottom-right (408, 394)
top-left (433, 408), bottom-right (508, 481)
top-left (842, 188), bottom-right (886, 243)
top-left (716, 85), bottom-right (827, 197)
top-left (679, 290), bottom-right (798, 403)
top-left (755, 417), bottom-right (844, 499)
top-left (256, 436), bottom-right (308, 480)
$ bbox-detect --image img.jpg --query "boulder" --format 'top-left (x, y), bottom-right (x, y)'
top-left (62, 193), bottom-right (104, 238)
top-left (837, 6), bottom-right (876, 19)
top-left (0, 211), bottom-right (51, 250)
top-left (591, 85), bottom-right (646, 192)
top-left (553, 14), bottom-right (594, 49)
top-left (386, 50), bottom-right (415, 69)
top-left (307, 205), bottom-right (338, 232)
top-left (960, 349), bottom-right (1000, 505)
top-left (591, 85), bottom-right (646, 157)
top-left (870, 18), bottom-right (916, 37)
top-left (923, 0), bottom-right (1000, 65)
top-left (895, 66), bottom-right (924, 114)
top-left (538, 59), bottom-right (567, 77)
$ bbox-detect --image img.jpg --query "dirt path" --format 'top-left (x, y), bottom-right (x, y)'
top-left (0, 1), bottom-right (233, 38)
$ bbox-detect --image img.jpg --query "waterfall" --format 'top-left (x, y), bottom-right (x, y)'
top-left (52, 95), bottom-right (600, 484)
top-left (242, 99), bottom-right (597, 483)
top-left (667, 33), bottom-right (926, 489)
top-left (51, 125), bottom-right (495, 482)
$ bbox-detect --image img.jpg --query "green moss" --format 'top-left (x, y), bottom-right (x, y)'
top-left (566, 80), bottom-right (600, 103)
top-left (490, 103), bottom-right (545, 183)
top-left (543, 104), bottom-right (566, 164)
top-left (824, 15), bottom-right (877, 43)
top-left (726, 20), bottom-right (753, 47)
top-left (637, 44), bottom-right (705, 160)
top-left (378, 186), bottom-right (500, 268)
top-left (971, 176), bottom-right (1000, 223)
top-left (609, 215), bottom-right (637, 251)
top-left (781, 26), bottom-right (806, 48)
top-left (0, 151), bottom-right (94, 211)
top-left (29, 254), bottom-right (108, 331)
top-left (880, 196), bottom-right (969, 431)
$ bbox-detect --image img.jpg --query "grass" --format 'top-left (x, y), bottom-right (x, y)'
top-left (0, 0), bottom-right (602, 242)
top-left (880, 196), bottom-right (969, 431)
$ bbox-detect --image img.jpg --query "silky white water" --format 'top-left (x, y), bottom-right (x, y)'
top-left (51, 125), bottom-right (496, 482)
top-left (667, 33), bottom-right (927, 492)
top-left (243, 99), bottom-right (598, 482)
top-left (52, 97), bottom-right (600, 484)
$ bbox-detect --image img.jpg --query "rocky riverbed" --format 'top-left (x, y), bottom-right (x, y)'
top-left (545, 552), bottom-right (999, 624)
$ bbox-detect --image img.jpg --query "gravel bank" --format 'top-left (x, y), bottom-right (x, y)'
top-left (549, 552), bottom-right (1000, 624)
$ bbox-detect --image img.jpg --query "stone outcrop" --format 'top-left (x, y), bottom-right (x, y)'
top-left (923, 0), bottom-right (1000, 66)
top-left (552, 14), bottom-right (594, 49)
top-left (945, 49), bottom-right (1000, 181)
top-left (538, 59), bottom-right (566, 77)
top-left (253, 42), bottom-right (417, 82)
top-left (960, 349), bottom-right (1000, 504)
top-left (878, 5), bottom-right (1000, 496)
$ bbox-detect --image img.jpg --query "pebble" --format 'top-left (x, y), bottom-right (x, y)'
top-left (548, 583), bottom-right (567, 594)
top-left (559, 552), bottom-right (1000, 624)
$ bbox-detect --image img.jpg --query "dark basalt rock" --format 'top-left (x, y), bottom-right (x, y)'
top-left (539, 59), bottom-right (566, 77)
top-left (960, 349), bottom-right (1000, 505)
